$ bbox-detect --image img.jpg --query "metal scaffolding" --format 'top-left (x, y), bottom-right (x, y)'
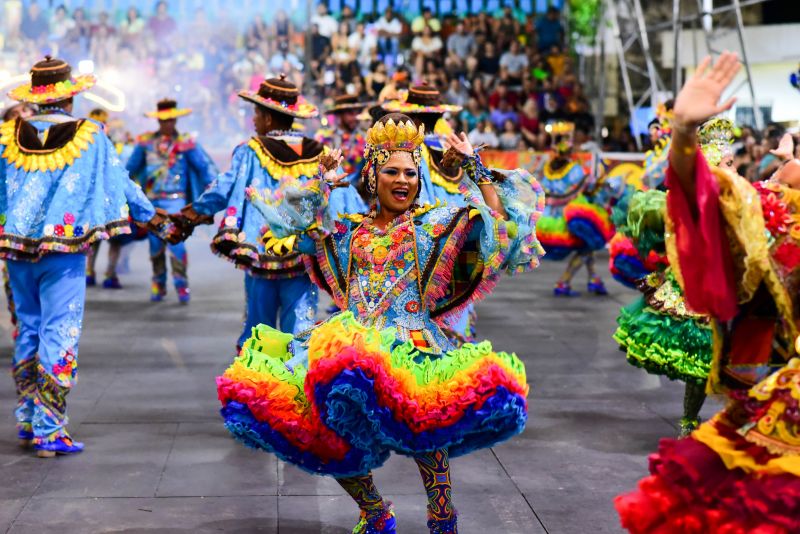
top-left (604, 0), bottom-right (771, 144)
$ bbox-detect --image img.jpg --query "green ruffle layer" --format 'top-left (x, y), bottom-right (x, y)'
top-left (613, 296), bottom-right (712, 384)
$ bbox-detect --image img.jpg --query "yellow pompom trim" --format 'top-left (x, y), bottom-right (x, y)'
top-left (0, 119), bottom-right (99, 172)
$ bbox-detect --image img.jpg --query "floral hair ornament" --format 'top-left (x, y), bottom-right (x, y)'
top-left (698, 117), bottom-right (735, 167)
top-left (362, 118), bottom-right (425, 194)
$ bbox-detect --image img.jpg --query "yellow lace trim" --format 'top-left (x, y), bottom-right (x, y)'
top-left (693, 414), bottom-right (800, 476)
top-left (0, 119), bottom-right (99, 172)
top-left (423, 145), bottom-right (462, 194)
top-left (247, 137), bottom-right (321, 179)
top-left (542, 160), bottom-right (578, 181)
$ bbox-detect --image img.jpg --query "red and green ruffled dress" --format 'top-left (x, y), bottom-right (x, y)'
top-left (616, 152), bottom-right (800, 533)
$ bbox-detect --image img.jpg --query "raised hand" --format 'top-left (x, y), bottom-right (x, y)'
top-left (443, 132), bottom-right (474, 156)
top-left (770, 133), bottom-right (795, 161)
top-left (673, 52), bottom-right (741, 129)
top-left (320, 148), bottom-right (346, 187)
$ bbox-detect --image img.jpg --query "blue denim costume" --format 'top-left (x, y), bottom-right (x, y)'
top-left (191, 133), bottom-right (327, 347)
top-left (126, 133), bottom-right (217, 299)
top-left (0, 112), bottom-right (156, 445)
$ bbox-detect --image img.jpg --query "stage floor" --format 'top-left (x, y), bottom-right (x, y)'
top-left (0, 230), bottom-right (721, 533)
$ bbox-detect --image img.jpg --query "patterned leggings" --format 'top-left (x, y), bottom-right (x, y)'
top-left (336, 449), bottom-right (455, 521)
top-left (559, 250), bottom-right (597, 284)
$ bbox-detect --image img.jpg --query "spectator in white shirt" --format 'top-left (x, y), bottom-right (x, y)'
top-left (411, 26), bottom-right (443, 79)
top-left (311, 4), bottom-right (338, 39)
top-left (468, 120), bottom-right (500, 148)
top-left (375, 7), bottom-right (403, 69)
top-left (499, 40), bottom-right (529, 84)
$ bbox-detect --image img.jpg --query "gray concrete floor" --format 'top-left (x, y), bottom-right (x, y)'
top-left (0, 231), bottom-right (721, 533)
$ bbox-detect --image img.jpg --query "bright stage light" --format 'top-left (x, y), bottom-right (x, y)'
top-left (78, 60), bottom-right (95, 75)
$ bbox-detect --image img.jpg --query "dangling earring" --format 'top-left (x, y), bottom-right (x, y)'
top-left (366, 164), bottom-right (377, 195)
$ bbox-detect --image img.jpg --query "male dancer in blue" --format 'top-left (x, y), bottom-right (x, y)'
top-left (172, 76), bottom-right (323, 347)
top-left (126, 99), bottom-right (217, 303)
top-left (1, 57), bottom-right (169, 456)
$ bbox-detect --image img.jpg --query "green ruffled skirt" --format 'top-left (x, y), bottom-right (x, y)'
top-left (613, 293), bottom-right (713, 385)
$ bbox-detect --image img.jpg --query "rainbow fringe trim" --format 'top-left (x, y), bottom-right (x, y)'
top-left (217, 313), bottom-right (529, 477)
top-left (564, 195), bottom-right (614, 251)
top-left (536, 215), bottom-right (583, 261)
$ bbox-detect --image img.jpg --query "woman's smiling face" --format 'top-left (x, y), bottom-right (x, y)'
top-left (375, 151), bottom-right (419, 215)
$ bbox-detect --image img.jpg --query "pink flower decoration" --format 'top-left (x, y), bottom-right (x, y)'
top-left (227, 207), bottom-right (238, 216)
top-left (63, 213), bottom-right (75, 225)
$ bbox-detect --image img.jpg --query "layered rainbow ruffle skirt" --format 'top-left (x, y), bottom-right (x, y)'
top-left (536, 214), bottom-right (583, 260)
top-left (563, 195), bottom-right (614, 252)
top-left (216, 313), bottom-right (529, 477)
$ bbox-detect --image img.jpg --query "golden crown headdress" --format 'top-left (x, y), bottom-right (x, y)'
top-left (366, 118), bottom-right (425, 152)
top-left (699, 118), bottom-right (735, 167)
top-left (545, 121), bottom-right (575, 136)
top-left (362, 118), bottom-right (426, 195)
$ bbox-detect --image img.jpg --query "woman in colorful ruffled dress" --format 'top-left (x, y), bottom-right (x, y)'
top-left (615, 52), bottom-right (800, 533)
top-left (536, 121), bottom-right (618, 296)
top-left (216, 114), bottom-right (544, 534)
top-left (607, 103), bottom-right (672, 288)
top-left (613, 119), bottom-right (736, 436)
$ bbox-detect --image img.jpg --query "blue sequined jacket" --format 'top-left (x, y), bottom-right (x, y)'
top-left (0, 114), bottom-right (155, 262)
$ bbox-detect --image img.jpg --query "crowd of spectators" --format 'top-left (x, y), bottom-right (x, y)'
top-left (307, 4), bottom-right (601, 152)
top-left (3, 1), bottom-right (736, 158)
top-left (733, 124), bottom-right (800, 183)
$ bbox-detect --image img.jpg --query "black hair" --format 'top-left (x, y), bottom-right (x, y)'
top-left (256, 105), bottom-right (294, 131)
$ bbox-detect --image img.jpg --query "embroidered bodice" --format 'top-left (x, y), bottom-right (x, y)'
top-left (251, 155), bottom-right (546, 353)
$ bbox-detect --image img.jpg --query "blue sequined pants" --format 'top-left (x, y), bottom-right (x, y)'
top-left (238, 273), bottom-right (317, 348)
top-left (7, 254), bottom-right (86, 444)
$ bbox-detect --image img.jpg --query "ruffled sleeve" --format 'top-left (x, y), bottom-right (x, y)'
top-left (424, 155), bottom-right (545, 325)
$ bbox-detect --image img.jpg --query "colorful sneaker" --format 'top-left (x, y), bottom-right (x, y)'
top-left (86, 274), bottom-right (96, 287)
top-left (177, 287), bottom-right (190, 305)
top-left (102, 276), bottom-right (123, 289)
top-left (151, 282), bottom-right (167, 302)
top-left (587, 276), bottom-right (608, 295)
top-left (34, 436), bottom-right (84, 458)
top-left (352, 503), bottom-right (397, 534)
top-left (427, 514), bottom-right (458, 534)
top-left (17, 428), bottom-right (33, 449)
top-left (553, 282), bottom-right (580, 297)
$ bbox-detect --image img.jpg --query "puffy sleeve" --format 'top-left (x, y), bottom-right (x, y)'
top-left (249, 178), bottom-right (354, 306)
top-left (192, 144), bottom-right (248, 217)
